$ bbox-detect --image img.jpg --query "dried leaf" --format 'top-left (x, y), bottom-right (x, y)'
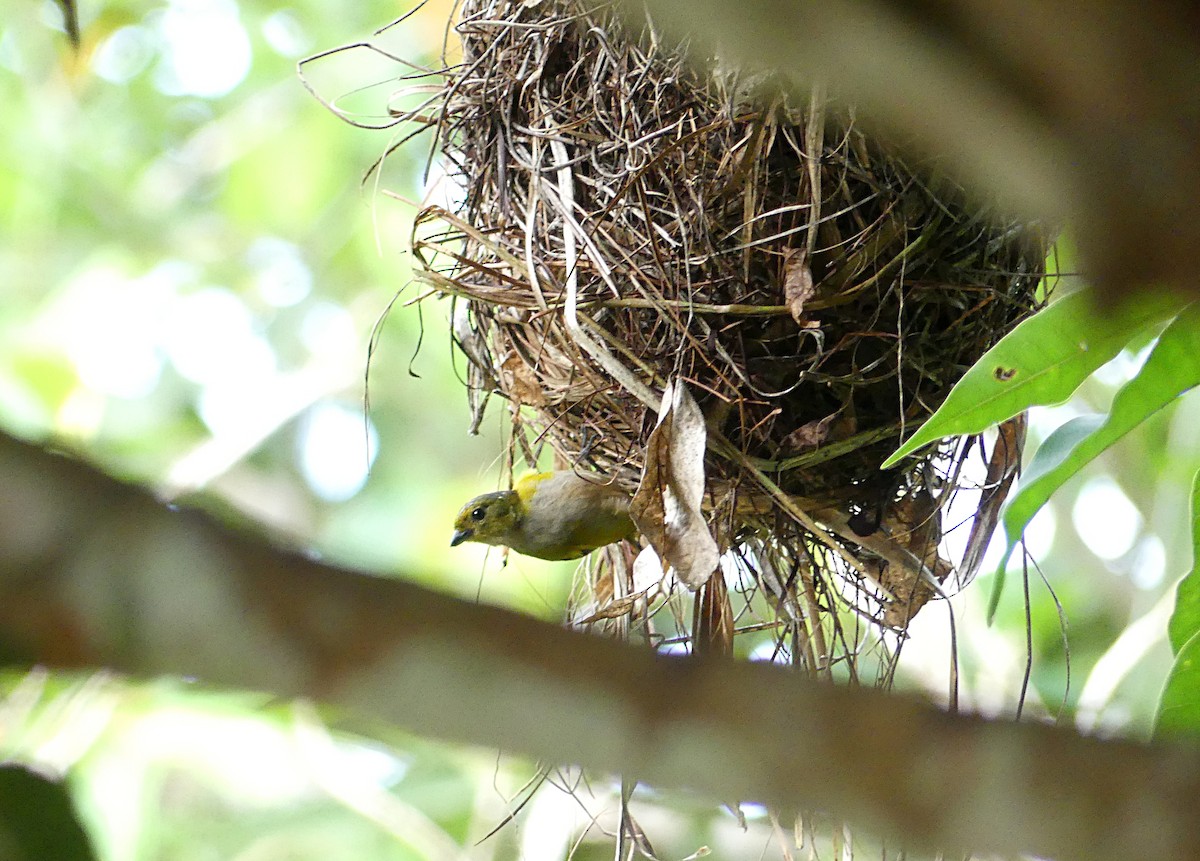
top-left (694, 573), bottom-right (734, 657)
top-left (453, 305), bottom-right (495, 434)
top-left (959, 414), bottom-right (1026, 584)
top-left (877, 488), bottom-right (953, 627)
top-left (591, 566), bottom-right (615, 607)
top-left (500, 353), bottom-right (548, 407)
top-left (622, 808), bottom-right (660, 861)
top-left (630, 380), bottom-right (719, 589)
top-left (576, 591), bottom-right (649, 624)
top-left (782, 246), bottom-right (816, 325)
top-left (780, 412), bottom-right (836, 454)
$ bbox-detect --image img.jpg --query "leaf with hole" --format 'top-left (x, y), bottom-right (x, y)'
top-left (882, 290), bottom-right (1182, 468)
top-left (988, 303), bottom-right (1200, 620)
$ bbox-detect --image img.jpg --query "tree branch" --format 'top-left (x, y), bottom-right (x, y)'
top-left (1, 431), bottom-right (1198, 860)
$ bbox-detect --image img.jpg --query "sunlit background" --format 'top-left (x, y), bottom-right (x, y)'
top-left (2, 1), bottom-right (1197, 858)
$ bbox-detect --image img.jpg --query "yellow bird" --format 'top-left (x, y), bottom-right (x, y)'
top-left (450, 471), bottom-right (636, 560)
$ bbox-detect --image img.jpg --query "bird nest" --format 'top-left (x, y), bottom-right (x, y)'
top-left (353, 0), bottom-right (1047, 664)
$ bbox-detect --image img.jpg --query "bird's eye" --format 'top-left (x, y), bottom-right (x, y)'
top-left (470, 507), bottom-right (486, 521)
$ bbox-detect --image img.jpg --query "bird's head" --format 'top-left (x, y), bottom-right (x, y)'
top-left (450, 490), bottom-right (522, 549)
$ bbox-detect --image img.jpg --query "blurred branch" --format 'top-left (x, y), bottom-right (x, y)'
top-left (628, 0), bottom-right (1200, 301)
top-left (1, 430), bottom-right (1199, 861)
top-left (53, 0), bottom-right (80, 50)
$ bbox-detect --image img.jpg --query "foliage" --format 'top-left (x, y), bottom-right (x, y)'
top-left (0, 764), bottom-right (98, 861)
top-left (887, 288), bottom-right (1200, 732)
top-left (883, 291), bottom-right (1182, 464)
top-left (3, 0), bottom-right (1200, 858)
top-left (0, 1), bottom-right (581, 858)
top-left (991, 304), bottom-right (1200, 617)
top-left (1168, 473), bottom-right (1200, 655)
top-left (1159, 472), bottom-right (1200, 738)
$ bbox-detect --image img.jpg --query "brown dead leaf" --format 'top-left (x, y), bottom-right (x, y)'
top-left (959, 414), bottom-right (1026, 584)
top-left (622, 807), bottom-right (660, 861)
top-left (576, 592), bottom-right (650, 624)
top-left (782, 246), bottom-right (816, 325)
top-left (500, 353), bottom-right (547, 407)
top-left (694, 573), bottom-right (734, 657)
top-left (780, 412), bottom-right (836, 454)
top-left (877, 488), bottom-right (953, 627)
top-left (630, 380), bottom-right (719, 590)
top-left (591, 567), bottom-right (614, 606)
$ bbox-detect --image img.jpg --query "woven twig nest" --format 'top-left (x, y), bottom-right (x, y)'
top-left (403, 0), bottom-right (1046, 647)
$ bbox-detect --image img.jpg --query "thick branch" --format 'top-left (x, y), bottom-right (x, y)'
top-left (1, 431), bottom-right (1198, 860)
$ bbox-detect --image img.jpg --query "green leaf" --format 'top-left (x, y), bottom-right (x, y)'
top-left (987, 302), bottom-right (1200, 620)
top-left (1168, 470), bottom-right (1200, 655)
top-left (1157, 629), bottom-right (1200, 740)
top-left (0, 765), bottom-right (98, 861)
top-left (983, 415), bottom-right (1101, 619)
top-left (882, 290), bottom-right (1181, 468)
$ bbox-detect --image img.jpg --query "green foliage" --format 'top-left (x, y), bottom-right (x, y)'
top-left (0, 3), bottom-right (556, 858)
top-left (1156, 631), bottom-right (1200, 740)
top-left (882, 290), bottom-right (1182, 468)
top-left (988, 303), bottom-right (1200, 618)
top-left (1168, 472), bottom-right (1200, 656)
top-left (0, 765), bottom-right (98, 861)
top-left (1159, 472), bottom-right (1200, 739)
top-left (885, 288), bottom-right (1199, 621)
top-left (884, 278), bottom-right (1200, 728)
top-left (4, 0), bottom-right (1198, 857)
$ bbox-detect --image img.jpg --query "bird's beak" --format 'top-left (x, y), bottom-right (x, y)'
top-left (450, 528), bottom-right (471, 547)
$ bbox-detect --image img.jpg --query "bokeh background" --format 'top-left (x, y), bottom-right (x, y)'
top-left (2, 1), bottom-right (1197, 858)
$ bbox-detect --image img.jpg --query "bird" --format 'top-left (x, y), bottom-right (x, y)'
top-left (450, 470), bottom-right (636, 560)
